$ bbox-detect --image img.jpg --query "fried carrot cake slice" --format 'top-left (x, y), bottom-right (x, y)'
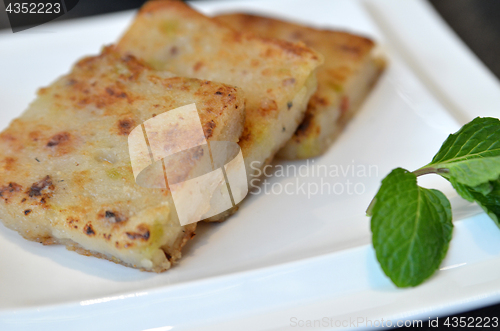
top-left (116, 0), bottom-right (323, 221)
top-left (0, 47), bottom-right (245, 271)
top-left (216, 13), bottom-right (386, 159)
top-left (116, 0), bottom-right (323, 181)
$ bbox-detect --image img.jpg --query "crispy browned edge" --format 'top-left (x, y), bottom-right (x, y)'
top-left (122, 2), bottom-right (323, 222)
top-left (215, 13), bottom-right (387, 159)
top-left (0, 48), bottom-right (205, 273)
top-left (35, 215), bottom-right (197, 273)
top-left (136, 0), bottom-right (321, 63)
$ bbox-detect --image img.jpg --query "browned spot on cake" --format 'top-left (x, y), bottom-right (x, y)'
top-left (310, 95), bottom-right (328, 107)
top-left (126, 224), bottom-right (150, 241)
top-left (259, 98), bottom-right (278, 115)
top-left (67, 217), bottom-right (80, 229)
top-left (0, 133), bottom-right (16, 142)
top-left (118, 119), bottom-right (135, 135)
top-left (295, 112), bottom-right (313, 137)
top-left (260, 37), bottom-right (319, 59)
top-left (239, 127), bottom-right (252, 144)
top-left (203, 120), bottom-right (216, 139)
top-left (2, 157), bottom-right (16, 171)
top-left (106, 87), bottom-right (128, 99)
top-left (29, 131), bottom-right (42, 142)
top-left (28, 176), bottom-right (53, 197)
top-left (72, 170), bottom-right (91, 190)
top-left (101, 210), bottom-right (127, 223)
top-left (193, 61), bottom-right (204, 72)
top-left (47, 132), bottom-right (70, 147)
top-left (84, 223), bottom-right (96, 236)
top-left (46, 132), bottom-right (74, 157)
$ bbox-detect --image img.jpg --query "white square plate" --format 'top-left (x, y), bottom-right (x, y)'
top-left (1, 1), bottom-right (500, 330)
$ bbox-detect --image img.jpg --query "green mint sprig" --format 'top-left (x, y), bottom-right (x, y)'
top-left (367, 117), bottom-right (500, 287)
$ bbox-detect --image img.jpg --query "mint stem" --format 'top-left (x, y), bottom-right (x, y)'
top-left (366, 197), bottom-right (377, 216)
top-left (412, 167), bottom-right (437, 176)
top-left (412, 167), bottom-right (449, 177)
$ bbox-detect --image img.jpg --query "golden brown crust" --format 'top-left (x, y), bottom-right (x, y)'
top-left (0, 46), bottom-right (245, 271)
top-left (23, 216), bottom-right (197, 272)
top-left (139, 1), bottom-right (320, 60)
top-left (117, 1), bottom-right (323, 182)
top-left (62, 221), bottom-right (197, 272)
top-left (216, 13), bottom-right (386, 159)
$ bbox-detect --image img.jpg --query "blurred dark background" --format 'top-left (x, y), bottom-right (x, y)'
top-left (430, 0), bottom-right (500, 80)
top-left (0, 0), bottom-right (500, 328)
top-left (0, 0), bottom-right (499, 80)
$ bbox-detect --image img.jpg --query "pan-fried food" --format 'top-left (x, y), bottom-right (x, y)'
top-left (215, 13), bottom-right (386, 159)
top-left (116, 0), bottom-right (323, 187)
top-left (0, 47), bottom-right (245, 271)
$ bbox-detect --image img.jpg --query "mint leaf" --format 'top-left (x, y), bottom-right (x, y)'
top-left (469, 181), bottom-right (494, 196)
top-left (449, 178), bottom-right (475, 202)
top-left (371, 168), bottom-right (453, 287)
top-left (442, 156), bottom-right (500, 187)
top-left (367, 117), bottom-right (500, 288)
top-left (423, 117), bottom-right (500, 187)
top-left (429, 117), bottom-right (500, 164)
top-left (457, 179), bottom-right (500, 228)
top-left (423, 117), bottom-right (500, 228)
